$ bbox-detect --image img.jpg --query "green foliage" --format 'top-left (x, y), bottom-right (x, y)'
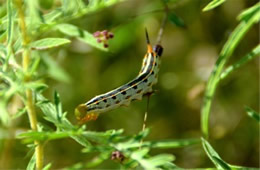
top-left (41, 55), bottom-right (71, 83)
top-left (245, 106), bottom-right (260, 122)
top-left (0, 0), bottom-right (259, 169)
top-left (19, 91), bottom-right (199, 168)
top-left (220, 45), bottom-right (260, 80)
top-left (202, 138), bottom-right (231, 170)
top-left (30, 38), bottom-right (71, 50)
top-left (201, 2), bottom-right (260, 138)
top-left (26, 153), bottom-right (36, 170)
top-left (56, 24), bottom-right (108, 51)
top-left (168, 12), bottom-right (186, 28)
top-left (203, 0), bottom-right (226, 11)
top-left (201, 138), bottom-right (252, 170)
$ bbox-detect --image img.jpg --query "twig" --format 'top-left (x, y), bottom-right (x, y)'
top-left (156, 14), bottom-right (168, 45)
top-left (15, 0), bottom-right (43, 169)
top-left (140, 0), bottom-right (168, 148)
top-left (156, 0), bottom-right (169, 45)
top-left (139, 95), bottom-right (150, 149)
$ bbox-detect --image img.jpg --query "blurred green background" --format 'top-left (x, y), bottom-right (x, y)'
top-left (0, 0), bottom-right (259, 169)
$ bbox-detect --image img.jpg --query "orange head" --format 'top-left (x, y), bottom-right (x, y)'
top-left (75, 104), bottom-right (99, 124)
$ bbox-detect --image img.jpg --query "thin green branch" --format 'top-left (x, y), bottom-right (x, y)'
top-left (200, 3), bottom-right (260, 138)
top-left (220, 44), bottom-right (260, 80)
top-left (15, 0), bottom-right (43, 169)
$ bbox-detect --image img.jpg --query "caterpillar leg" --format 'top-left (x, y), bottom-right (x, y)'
top-left (144, 89), bottom-right (158, 97)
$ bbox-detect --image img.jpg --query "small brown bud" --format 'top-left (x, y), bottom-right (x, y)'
top-left (108, 32), bottom-right (114, 38)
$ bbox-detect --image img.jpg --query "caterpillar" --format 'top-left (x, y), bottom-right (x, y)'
top-left (75, 29), bottom-right (163, 123)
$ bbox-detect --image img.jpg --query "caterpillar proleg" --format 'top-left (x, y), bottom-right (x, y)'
top-left (75, 29), bottom-right (163, 123)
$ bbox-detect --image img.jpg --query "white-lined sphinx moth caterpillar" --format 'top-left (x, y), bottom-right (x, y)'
top-left (75, 30), bottom-right (163, 123)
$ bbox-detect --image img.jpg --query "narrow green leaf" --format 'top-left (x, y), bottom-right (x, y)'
top-left (25, 81), bottom-right (48, 91)
top-left (26, 0), bottom-right (43, 32)
top-left (6, 0), bottom-right (13, 45)
top-left (201, 2), bottom-right (260, 138)
top-left (61, 0), bottom-right (85, 15)
top-left (4, 0), bottom-right (14, 71)
top-left (36, 93), bottom-right (91, 147)
top-left (245, 106), bottom-right (260, 122)
top-left (220, 45), bottom-right (260, 80)
top-left (43, 163), bottom-right (52, 170)
top-left (56, 24), bottom-right (108, 52)
top-left (130, 148), bottom-right (152, 169)
top-left (30, 38), bottom-right (71, 50)
top-left (149, 138), bottom-right (200, 149)
top-left (0, 44), bottom-right (7, 58)
top-left (36, 94), bottom-right (65, 124)
top-left (83, 129), bottom-right (124, 144)
top-left (161, 162), bottom-right (181, 169)
top-left (18, 130), bottom-right (82, 143)
top-left (128, 148), bottom-right (175, 169)
top-left (13, 37), bottom-right (22, 54)
top-left (41, 54), bottom-right (71, 83)
top-left (26, 153), bottom-right (36, 170)
top-left (238, 2), bottom-right (260, 21)
top-left (11, 107), bottom-right (27, 119)
top-left (29, 56), bottom-right (41, 75)
top-left (212, 157), bottom-right (232, 170)
top-left (147, 154), bottom-right (175, 167)
top-left (168, 12), bottom-right (186, 28)
top-left (85, 151), bottom-right (111, 168)
top-left (203, 0), bottom-right (226, 12)
top-left (0, 30), bottom-right (6, 42)
top-left (43, 9), bottom-right (63, 23)
top-left (201, 138), bottom-right (231, 169)
top-left (54, 91), bottom-right (62, 121)
top-left (0, 101), bottom-right (10, 125)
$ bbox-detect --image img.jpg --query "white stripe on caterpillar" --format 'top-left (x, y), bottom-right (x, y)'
top-left (75, 30), bottom-right (163, 123)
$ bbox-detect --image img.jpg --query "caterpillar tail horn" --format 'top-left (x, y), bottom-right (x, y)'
top-left (145, 28), bottom-right (153, 53)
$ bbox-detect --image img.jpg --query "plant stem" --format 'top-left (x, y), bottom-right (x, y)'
top-left (15, 0), bottom-right (43, 169)
top-left (200, 4), bottom-right (260, 138)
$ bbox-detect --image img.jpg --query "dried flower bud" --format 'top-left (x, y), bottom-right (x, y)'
top-left (102, 30), bottom-right (108, 36)
top-left (111, 151), bottom-right (124, 162)
top-left (108, 32), bottom-right (114, 39)
top-left (93, 31), bottom-right (101, 37)
top-left (97, 38), bottom-right (102, 43)
top-left (104, 43), bottom-right (109, 48)
top-left (93, 30), bottom-right (114, 48)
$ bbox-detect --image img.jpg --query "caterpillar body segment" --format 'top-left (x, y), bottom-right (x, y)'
top-left (75, 31), bottom-right (163, 123)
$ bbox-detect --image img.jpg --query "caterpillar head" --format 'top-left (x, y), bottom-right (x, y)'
top-left (153, 45), bottom-right (163, 57)
top-left (75, 104), bottom-right (99, 123)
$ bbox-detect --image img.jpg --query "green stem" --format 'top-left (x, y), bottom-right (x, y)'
top-left (220, 45), bottom-right (260, 80)
top-left (15, 0), bottom-right (43, 169)
top-left (200, 3), bottom-right (260, 138)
